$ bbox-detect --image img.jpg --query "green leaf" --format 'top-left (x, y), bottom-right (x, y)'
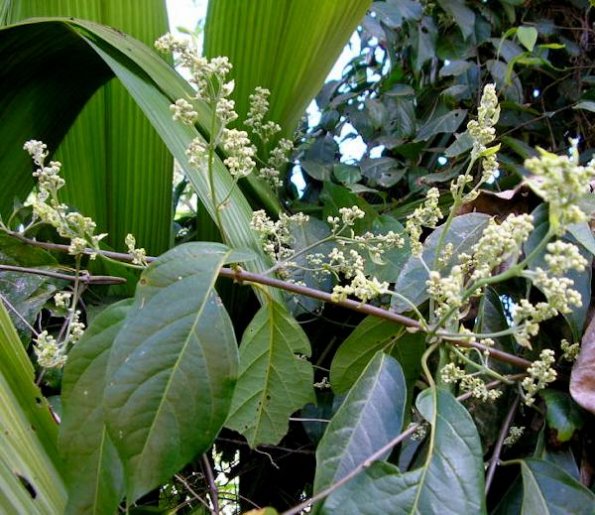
top-left (0, 300), bottom-right (66, 513)
top-left (314, 353), bottom-right (406, 499)
top-left (104, 243), bottom-right (241, 501)
top-left (360, 157), bottom-right (406, 188)
top-left (285, 217), bottom-right (334, 316)
top-left (302, 160), bottom-right (333, 182)
top-left (519, 458), bottom-right (595, 514)
top-left (5, 1), bottom-right (172, 255)
top-left (392, 213), bottom-right (490, 312)
top-left (568, 222), bottom-right (595, 256)
top-left (333, 164), bottom-right (362, 185)
top-left (60, 299), bottom-right (132, 514)
top-left (437, 0), bottom-right (475, 40)
top-left (364, 215), bottom-right (411, 283)
top-left (540, 390), bottom-right (584, 444)
top-left (323, 389), bottom-right (486, 514)
top-left (516, 26), bottom-right (538, 52)
top-left (415, 109), bottom-right (467, 142)
top-left (204, 0), bottom-right (370, 165)
top-left (226, 299), bottom-right (314, 447)
top-left (0, 233), bottom-right (65, 340)
top-left (330, 317), bottom-right (423, 400)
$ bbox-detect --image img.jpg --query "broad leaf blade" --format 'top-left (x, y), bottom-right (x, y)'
top-left (226, 299), bottom-right (314, 447)
top-left (519, 459), bottom-right (595, 514)
top-left (0, 300), bottom-right (66, 513)
top-left (571, 311), bottom-right (595, 414)
top-left (323, 389), bottom-right (486, 514)
top-left (314, 353), bottom-right (406, 499)
top-left (60, 299), bottom-right (132, 515)
top-left (104, 243), bottom-right (240, 501)
top-left (5, 2), bottom-right (172, 255)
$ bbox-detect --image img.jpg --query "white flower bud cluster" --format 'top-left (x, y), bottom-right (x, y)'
top-left (245, 87), bottom-right (281, 143)
top-left (503, 426), bottom-right (525, 446)
top-left (330, 271), bottom-right (388, 303)
top-left (34, 330), bottom-right (67, 369)
top-left (221, 129), bottom-right (256, 178)
top-left (560, 339), bottom-right (580, 361)
top-left (467, 83), bottom-right (500, 158)
top-left (405, 188), bottom-right (443, 256)
top-left (521, 349), bottom-right (557, 406)
top-left (23, 141), bottom-right (107, 259)
top-left (250, 209), bottom-right (309, 264)
top-left (531, 267), bottom-right (582, 314)
top-left (258, 138), bottom-right (295, 189)
top-left (170, 98), bottom-right (198, 126)
top-left (426, 266), bottom-right (465, 319)
top-left (440, 362), bottom-right (502, 401)
top-left (471, 214), bottom-right (534, 281)
top-left (524, 141), bottom-right (595, 234)
top-left (125, 233), bottom-right (148, 266)
top-left (544, 240), bottom-right (587, 276)
top-left (54, 291), bottom-right (71, 309)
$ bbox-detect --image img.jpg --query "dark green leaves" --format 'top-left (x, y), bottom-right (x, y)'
top-left (60, 300), bottom-right (131, 514)
top-left (226, 299), bottom-right (314, 446)
top-left (103, 243), bottom-right (241, 501)
top-left (322, 389), bottom-right (486, 514)
top-left (518, 459), bottom-right (595, 514)
top-left (314, 353), bottom-right (406, 504)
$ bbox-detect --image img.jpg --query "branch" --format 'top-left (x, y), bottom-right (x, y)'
top-left (485, 395), bottom-right (520, 493)
top-left (6, 231), bottom-right (533, 369)
top-left (201, 454), bottom-right (220, 515)
top-left (0, 264), bottom-right (127, 285)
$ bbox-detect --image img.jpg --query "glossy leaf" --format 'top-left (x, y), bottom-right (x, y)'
top-left (392, 213), bottom-right (490, 312)
top-left (323, 389), bottom-right (486, 514)
top-left (0, 300), bottom-right (66, 513)
top-left (519, 459), bottom-right (595, 514)
top-left (437, 0), bottom-right (475, 40)
top-left (226, 299), bottom-right (314, 447)
top-left (60, 300), bottom-right (132, 514)
top-left (314, 353), bottom-right (406, 499)
top-left (104, 243), bottom-right (241, 501)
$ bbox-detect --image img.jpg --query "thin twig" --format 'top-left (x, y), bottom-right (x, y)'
top-left (282, 424), bottom-right (419, 515)
top-left (201, 453), bottom-right (220, 515)
top-left (485, 396), bottom-right (520, 494)
top-left (6, 231), bottom-right (533, 369)
top-left (174, 473), bottom-right (211, 511)
top-left (0, 264), bottom-right (127, 285)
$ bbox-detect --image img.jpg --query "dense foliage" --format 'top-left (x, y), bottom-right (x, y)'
top-left (1, 1), bottom-right (595, 514)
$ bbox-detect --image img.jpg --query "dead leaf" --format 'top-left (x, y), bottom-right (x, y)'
top-left (570, 309), bottom-right (595, 414)
top-left (457, 183), bottom-right (539, 219)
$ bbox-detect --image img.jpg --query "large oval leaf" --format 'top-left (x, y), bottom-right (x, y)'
top-left (225, 299), bottom-right (314, 447)
top-left (60, 299), bottom-right (132, 514)
top-left (518, 459), bottom-right (595, 514)
top-left (392, 213), bottom-right (490, 312)
top-left (103, 243), bottom-right (241, 501)
top-left (314, 353), bottom-right (407, 505)
top-left (323, 388), bottom-right (486, 514)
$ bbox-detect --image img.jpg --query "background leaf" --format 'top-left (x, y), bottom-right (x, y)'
top-left (104, 243), bottom-right (241, 501)
top-left (570, 311), bottom-right (595, 414)
top-left (226, 299), bottom-right (314, 447)
top-left (392, 213), bottom-right (490, 312)
top-left (60, 299), bottom-right (132, 514)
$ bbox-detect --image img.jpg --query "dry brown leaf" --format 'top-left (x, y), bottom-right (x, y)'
top-left (457, 183), bottom-right (539, 219)
top-left (570, 310), bottom-right (595, 414)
